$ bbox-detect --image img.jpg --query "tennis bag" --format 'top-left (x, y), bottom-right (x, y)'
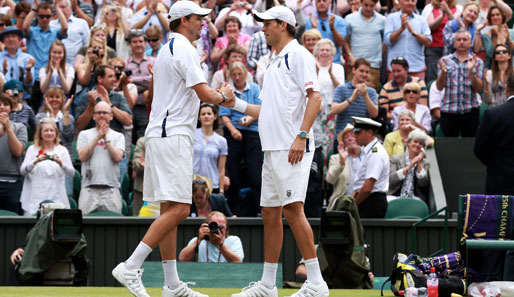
top-left (381, 253), bottom-right (466, 297)
top-left (317, 195), bottom-right (372, 289)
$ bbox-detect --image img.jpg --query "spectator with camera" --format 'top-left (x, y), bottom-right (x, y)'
top-left (76, 37), bottom-right (108, 88)
top-left (179, 211), bottom-right (244, 263)
top-left (23, 1), bottom-right (68, 110)
top-left (75, 64), bottom-right (132, 133)
top-left (109, 57), bottom-right (137, 161)
top-left (76, 101), bottom-right (125, 214)
top-left (50, 0), bottom-right (90, 66)
top-left (98, 2), bottom-right (130, 60)
top-left (125, 29), bottom-right (154, 142)
top-left (0, 93), bottom-right (27, 215)
top-left (74, 26), bottom-right (117, 75)
top-left (20, 118), bottom-right (74, 216)
top-left (5, 79), bottom-right (35, 137)
top-left (0, 26), bottom-right (35, 104)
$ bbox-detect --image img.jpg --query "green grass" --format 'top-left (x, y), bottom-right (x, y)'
top-left (0, 287), bottom-right (396, 297)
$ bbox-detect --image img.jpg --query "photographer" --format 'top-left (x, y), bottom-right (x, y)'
top-left (20, 118), bottom-right (74, 216)
top-left (76, 37), bottom-right (107, 88)
top-left (179, 211), bottom-right (244, 263)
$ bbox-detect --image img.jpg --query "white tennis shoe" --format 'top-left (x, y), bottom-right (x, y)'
top-left (231, 281), bottom-right (278, 297)
top-left (162, 282), bottom-right (209, 297)
top-left (112, 262), bottom-right (150, 297)
top-left (288, 281), bottom-right (329, 297)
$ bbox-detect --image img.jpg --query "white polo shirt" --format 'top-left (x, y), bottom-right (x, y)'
top-left (353, 137), bottom-right (389, 193)
top-left (145, 32), bottom-right (207, 141)
top-left (258, 39), bottom-right (319, 152)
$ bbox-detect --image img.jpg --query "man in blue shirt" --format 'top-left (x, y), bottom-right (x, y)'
top-left (0, 27), bottom-right (35, 105)
top-left (305, 0), bottom-right (347, 64)
top-left (344, 0), bottom-right (385, 90)
top-left (22, 2), bottom-right (68, 110)
top-left (384, 0), bottom-right (431, 80)
top-left (330, 58), bottom-right (378, 150)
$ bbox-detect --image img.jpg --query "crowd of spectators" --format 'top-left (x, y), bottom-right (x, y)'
top-left (0, 0), bottom-right (512, 219)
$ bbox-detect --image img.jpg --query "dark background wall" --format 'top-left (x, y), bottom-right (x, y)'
top-left (0, 217), bottom-right (457, 286)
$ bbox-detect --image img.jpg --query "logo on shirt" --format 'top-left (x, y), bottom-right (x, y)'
top-left (372, 147), bottom-right (378, 153)
top-left (277, 61), bottom-right (281, 68)
top-left (305, 81), bottom-right (313, 88)
top-left (286, 190), bottom-right (291, 197)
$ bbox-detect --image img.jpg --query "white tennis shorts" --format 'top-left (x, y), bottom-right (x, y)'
top-left (143, 135), bottom-right (193, 204)
top-left (260, 150), bottom-right (314, 207)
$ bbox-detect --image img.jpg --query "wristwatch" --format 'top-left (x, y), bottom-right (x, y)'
top-left (220, 91), bottom-right (227, 104)
top-left (298, 131), bottom-right (309, 139)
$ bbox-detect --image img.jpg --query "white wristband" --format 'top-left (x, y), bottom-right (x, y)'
top-left (233, 98), bottom-right (248, 113)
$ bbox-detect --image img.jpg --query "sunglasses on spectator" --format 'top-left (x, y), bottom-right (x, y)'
top-left (38, 14), bottom-right (52, 19)
top-left (392, 56), bottom-right (407, 62)
top-left (147, 38), bottom-right (160, 43)
top-left (193, 179), bottom-right (206, 185)
top-left (91, 24), bottom-right (106, 30)
top-left (404, 89), bottom-right (419, 94)
top-left (113, 65), bottom-right (124, 71)
top-left (93, 111), bottom-right (112, 115)
top-left (495, 49), bottom-right (509, 55)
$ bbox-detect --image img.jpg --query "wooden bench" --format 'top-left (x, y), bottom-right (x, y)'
top-left (141, 262), bottom-right (283, 288)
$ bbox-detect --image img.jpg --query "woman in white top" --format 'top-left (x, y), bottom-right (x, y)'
top-left (20, 118), bottom-right (74, 216)
top-left (39, 40), bottom-right (74, 95)
top-left (312, 39), bottom-right (344, 157)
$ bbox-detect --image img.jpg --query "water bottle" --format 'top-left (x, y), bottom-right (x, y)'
top-left (405, 287), bottom-right (428, 296)
top-left (427, 267), bottom-right (439, 297)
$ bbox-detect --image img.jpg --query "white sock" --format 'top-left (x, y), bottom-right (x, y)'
top-left (260, 262), bottom-right (278, 289)
top-left (305, 258), bottom-right (323, 285)
top-left (162, 260), bottom-right (181, 289)
top-left (125, 242), bottom-right (152, 270)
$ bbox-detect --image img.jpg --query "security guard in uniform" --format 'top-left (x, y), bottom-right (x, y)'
top-left (351, 116), bottom-right (390, 218)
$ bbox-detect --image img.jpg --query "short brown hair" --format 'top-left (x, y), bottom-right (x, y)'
top-left (94, 64), bottom-right (115, 83)
top-left (169, 14), bottom-right (193, 32)
top-left (37, 3), bottom-right (52, 11)
top-left (353, 58), bottom-right (371, 70)
top-left (224, 16), bottom-right (242, 31)
top-left (0, 93), bottom-right (13, 109)
top-left (276, 20), bottom-right (296, 37)
top-left (14, 2), bottom-right (30, 16)
top-left (224, 44), bottom-right (245, 61)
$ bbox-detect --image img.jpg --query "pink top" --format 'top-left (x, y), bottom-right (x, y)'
top-left (214, 34), bottom-right (251, 69)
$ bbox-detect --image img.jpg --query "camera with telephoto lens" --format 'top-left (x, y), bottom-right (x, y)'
top-left (115, 68), bottom-right (132, 79)
top-left (208, 221), bottom-right (222, 233)
top-left (11, 89), bottom-right (19, 97)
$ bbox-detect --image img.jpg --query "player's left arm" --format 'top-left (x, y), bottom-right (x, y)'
top-left (288, 88), bottom-right (321, 165)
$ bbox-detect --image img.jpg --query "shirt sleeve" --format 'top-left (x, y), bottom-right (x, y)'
top-left (335, 17), bottom-right (347, 38)
top-left (365, 151), bottom-right (386, 180)
top-left (291, 49), bottom-right (320, 95)
top-left (219, 105), bottom-right (232, 117)
top-left (113, 131), bottom-right (125, 152)
top-left (384, 14), bottom-right (395, 47)
top-left (177, 44), bottom-right (208, 88)
top-left (226, 236), bottom-right (244, 261)
top-left (220, 137), bottom-right (228, 156)
top-left (332, 85), bottom-right (344, 103)
top-left (76, 130), bottom-right (89, 150)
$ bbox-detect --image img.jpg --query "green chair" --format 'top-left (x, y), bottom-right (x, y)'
top-left (120, 173), bottom-right (133, 207)
top-left (86, 210), bottom-right (124, 217)
top-left (0, 209), bottom-right (19, 216)
top-left (385, 198), bottom-right (429, 219)
top-left (122, 199), bottom-right (130, 216)
top-left (479, 101), bottom-right (489, 124)
top-left (68, 197), bottom-right (78, 209)
top-left (73, 169), bottom-right (81, 201)
top-left (435, 124), bottom-right (445, 137)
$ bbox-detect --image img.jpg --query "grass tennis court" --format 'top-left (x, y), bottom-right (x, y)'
top-left (0, 287), bottom-right (396, 297)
